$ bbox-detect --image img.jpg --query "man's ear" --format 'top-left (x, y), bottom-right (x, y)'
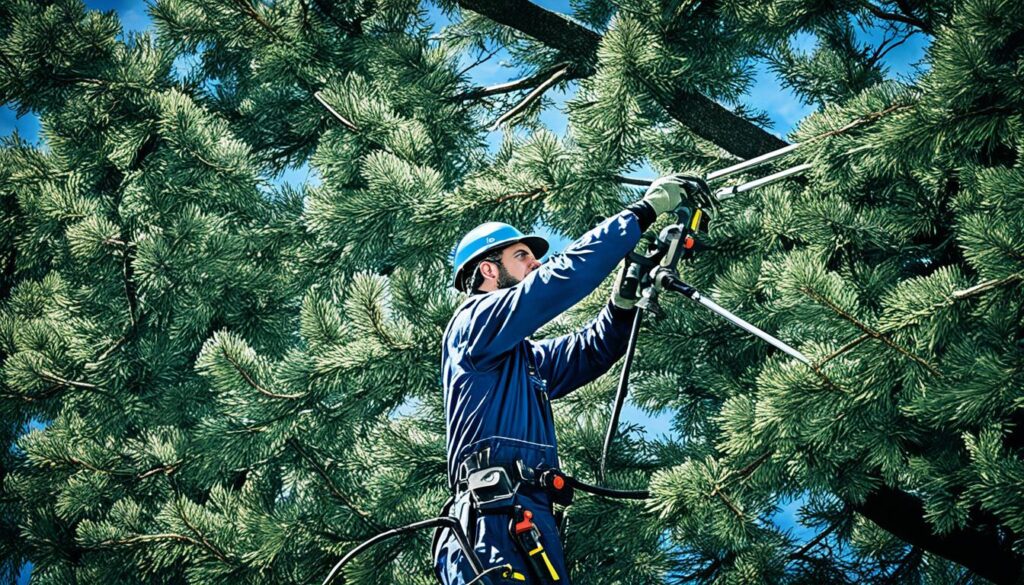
top-left (478, 260), bottom-right (498, 281)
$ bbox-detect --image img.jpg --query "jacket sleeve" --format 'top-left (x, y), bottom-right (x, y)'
top-left (530, 302), bottom-right (637, 399)
top-left (462, 211), bottom-right (642, 370)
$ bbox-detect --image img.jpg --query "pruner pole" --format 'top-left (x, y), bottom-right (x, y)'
top-left (654, 270), bottom-right (811, 364)
top-left (707, 142), bottom-right (803, 182)
top-left (714, 163), bottom-right (813, 201)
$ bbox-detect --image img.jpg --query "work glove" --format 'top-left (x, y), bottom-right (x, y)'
top-left (611, 259), bottom-right (640, 310)
top-left (642, 174), bottom-right (715, 215)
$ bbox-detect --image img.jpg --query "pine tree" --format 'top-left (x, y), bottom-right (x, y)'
top-left (1, 0), bottom-right (1022, 584)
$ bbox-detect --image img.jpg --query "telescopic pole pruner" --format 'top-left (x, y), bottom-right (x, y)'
top-left (599, 148), bottom-right (813, 481)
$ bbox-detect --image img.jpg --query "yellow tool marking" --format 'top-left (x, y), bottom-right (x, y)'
top-left (540, 551), bottom-right (560, 580)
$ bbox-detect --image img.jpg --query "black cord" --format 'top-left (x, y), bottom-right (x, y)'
top-left (600, 307), bottom-right (644, 482)
top-left (322, 516), bottom-right (485, 585)
top-left (568, 475), bottom-right (650, 500)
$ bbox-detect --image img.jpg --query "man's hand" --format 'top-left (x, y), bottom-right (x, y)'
top-left (611, 260), bottom-right (639, 310)
top-left (642, 174), bottom-right (715, 215)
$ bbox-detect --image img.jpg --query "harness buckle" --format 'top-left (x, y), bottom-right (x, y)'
top-left (466, 466), bottom-right (516, 512)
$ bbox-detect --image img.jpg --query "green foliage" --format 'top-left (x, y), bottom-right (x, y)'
top-left (1, 0), bottom-right (1022, 583)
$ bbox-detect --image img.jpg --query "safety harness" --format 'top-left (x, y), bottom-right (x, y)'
top-left (445, 447), bottom-right (650, 583)
top-left (320, 454), bottom-right (648, 585)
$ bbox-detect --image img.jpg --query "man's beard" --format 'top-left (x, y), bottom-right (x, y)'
top-left (495, 263), bottom-right (521, 289)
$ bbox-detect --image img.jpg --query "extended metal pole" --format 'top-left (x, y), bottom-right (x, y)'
top-left (655, 271), bottom-right (810, 364)
top-left (715, 163), bottom-right (813, 201)
top-left (706, 142), bottom-right (802, 182)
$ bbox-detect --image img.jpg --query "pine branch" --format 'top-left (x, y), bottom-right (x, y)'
top-left (311, 0), bottom-right (365, 35)
top-left (719, 449), bottom-right (773, 490)
top-left (137, 463), bottom-right (183, 479)
top-left (810, 102), bottom-right (915, 142)
top-left (86, 335), bottom-right (127, 369)
top-left (487, 64), bottom-right (570, 130)
top-left (172, 497), bottom-right (236, 566)
top-left (232, 0), bottom-right (288, 43)
top-left (288, 439), bottom-right (385, 533)
top-left (683, 553), bottom-right (734, 581)
top-left (220, 347), bottom-right (303, 400)
top-left (92, 532), bottom-right (207, 548)
top-left (798, 287), bottom-right (941, 376)
top-left (0, 384), bottom-right (61, 403)
top-left (815, 333), bottom-right (871, 367)
top-left (493, 186), bottom-right (549, 204)
top-left (226, 410), bottom-right (295, 434)
top-left (36, 370), bottom-right (102, 391)
top-left (713, 489), bottom-right (744, 519)
top-left (455, 0), bottom-right (787, 159)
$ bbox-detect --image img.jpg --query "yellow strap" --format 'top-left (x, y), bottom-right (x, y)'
top-left (539, 551), bottom-right (561, 580)
top-left (690, 208), bottom-right (703, 231)
top-left (527, 545), bottom-right (561, 580)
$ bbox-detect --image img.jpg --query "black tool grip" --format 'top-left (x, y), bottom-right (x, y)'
top-left (619, 260), bottom-right (644, 301)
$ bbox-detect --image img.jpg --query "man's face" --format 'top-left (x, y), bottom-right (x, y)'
top-left (482, 243), bottom-right (541, 290)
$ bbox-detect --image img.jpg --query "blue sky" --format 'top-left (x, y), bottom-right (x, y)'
top-left (6, 2), bottom-right (929, 582)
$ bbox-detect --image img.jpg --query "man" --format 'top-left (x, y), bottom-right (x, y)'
top-left (434, 176), bottom-right (708, 584)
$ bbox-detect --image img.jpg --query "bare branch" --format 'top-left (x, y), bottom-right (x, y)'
top-left (952, 273), bottom-right (1022, 300)
top-left (453, 63), bottom-right (577, 101)
top-left (488, 64), bottom-right (570, 130)
top-left (788, 521), bottom-right (842, 559)
top-left (313, 91), bottom-right (359, 132)
top-left (860, 1), bottom-right (931, 34)
top-left (456, 45), bottom-right (503, 78)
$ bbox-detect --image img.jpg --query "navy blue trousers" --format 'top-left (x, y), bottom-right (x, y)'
top-left (434, 490), bottom-right (569, 585)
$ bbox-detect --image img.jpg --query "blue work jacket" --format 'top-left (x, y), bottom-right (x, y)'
top-left (442, 210), bottom-right (644, 487)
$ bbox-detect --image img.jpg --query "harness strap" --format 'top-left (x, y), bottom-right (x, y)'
top-left (457, 453), bottom-right (649, 505)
